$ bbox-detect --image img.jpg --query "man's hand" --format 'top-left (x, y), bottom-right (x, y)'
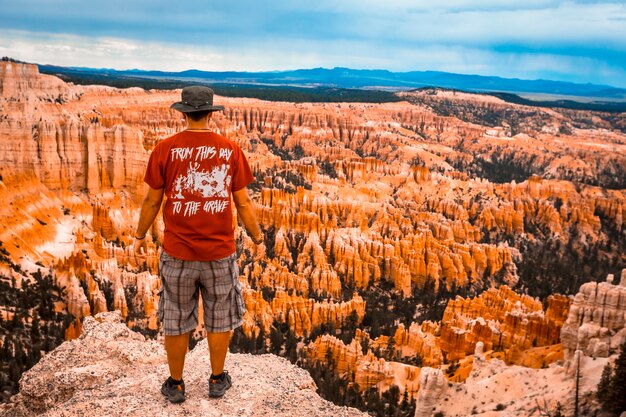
top-left (251, 231), bottom-right (264, 245)
top-left (233, 188), bottom-right (263, 245)
top-left (132, 186), bottom-right (163, 266)
top-left (133, 235), bottom-right (148, 263)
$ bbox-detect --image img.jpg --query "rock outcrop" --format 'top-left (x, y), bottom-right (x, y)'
top-left (439, 285), bottom-right (571, 361)
top-left (241, 289), bottom-right (366, 338)
top-left (0, 312), bottom-right (366, 417)
top-left (0, 62), bottom-right (147, 192)
top-left (413, 367), bottom-right (446, 417)
top-left (399, 88), bottom-right (626, 189)
top-left (51, 249), bottom-right (160, 337)
top-left (0, 62), bottom-right (69, 100)
top-left (413, 342), bottom-right (612, 417)
top-left (409, 270), bottom-right (626, 416)
top-left (301, 333), bottom-right (421, 395)
top-left (561, 269), bottom-right (626, 359)
top-left (303, 284), bottom-right (572, 397)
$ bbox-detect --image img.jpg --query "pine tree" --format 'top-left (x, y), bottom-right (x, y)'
top-left (0, 338), bottom-right (12, 361)
top-left (255, 327), bottom-right (266, 354)
top-left (370, 315), bottom-right (381, 338)
top-left (553, 402), bottom-right (564, 417)
top-left (607, 341), bottom-right (626, 415)
top-left (598, 340), bottom-right (626, 416)
top-left (597, 362), bottom-right (612, 405)
top-left (285, 330), bottom-right (298, 363)
top-left (30, 313), bottom-right (41, 343)
top-left (10, 310), bottom-right (20, 330)
top-left (387, 336), bottom-right (396, 360)
top-left (229, 328), bottom-right (242, 353)
top-left (398, 388), bottom-right (412, 417)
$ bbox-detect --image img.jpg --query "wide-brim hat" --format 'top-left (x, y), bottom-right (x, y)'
top-left (170, 85), bottom-right (224, 113)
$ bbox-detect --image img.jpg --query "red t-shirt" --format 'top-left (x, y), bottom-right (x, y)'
top-left (144, 130), bottom-right (254, 261)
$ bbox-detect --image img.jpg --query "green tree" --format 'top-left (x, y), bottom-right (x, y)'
top-left (285, 329), bottom-right (298, 364)
top-left (598, 340), bottom-right (626, 415)
top-left (255, 327), bottom-right (267, 354)
top-left (269, 323), bottom-right (284, 354)
top-left (597, 363), bottom-right (612, 405)
top-left (30, 312), bottom-right (41, 343)
top-left (607, 341), bottom-right (626, 415)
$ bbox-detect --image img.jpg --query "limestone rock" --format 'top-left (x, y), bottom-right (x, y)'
top-left (561, 269), bottom-right (626, 359)
top-left (412, 348), bottom-right (612, 417)
top-left (391, 323), bottom-right (443, 367)
top-left (438, 286), bottom-right (570, 363)
top-left (413, 368), bottom-right (446, 417)
top-left (302, 334), bottom-right (420, 395)
top-left (0, 312), bottom-right (366, 417)
top-left (241, 289), bottom-right (365, 338)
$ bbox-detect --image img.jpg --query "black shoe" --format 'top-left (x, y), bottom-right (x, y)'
top-left (161, 377), bottom-right (185, 403)
top-left (209, 371), bottom-right (232, 398)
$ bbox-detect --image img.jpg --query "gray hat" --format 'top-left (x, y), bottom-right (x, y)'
top-left (170, 86), bottom-right (224, 113)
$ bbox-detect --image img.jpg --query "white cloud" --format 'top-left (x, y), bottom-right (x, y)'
top-left (1, 26), bottom-right (625, 87)
top-left (0, 31), bottom-right (222, 71)
top-left (309, 1), bottom-right (626, 49)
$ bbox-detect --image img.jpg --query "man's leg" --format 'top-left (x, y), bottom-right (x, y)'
top-left (206, 331), bottom-right (231, 376)
top-left (165, 333), bottom-right (189, 380)
top-left (200, 254), bottom-right (242, 397)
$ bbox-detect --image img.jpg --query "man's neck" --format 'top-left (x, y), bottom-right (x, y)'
top-left (186, 117), bottom-right (211, 130)
top-left (186, 125), bottom-right (211, 131)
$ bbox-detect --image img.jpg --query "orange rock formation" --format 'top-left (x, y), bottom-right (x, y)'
top-left (303, 284), bottom-right (572, 397)
top-left (1, 63), bottom-right (624, 408)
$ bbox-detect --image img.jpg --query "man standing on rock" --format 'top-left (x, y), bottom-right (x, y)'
top-left (133, 86), bottom-right (263, 403)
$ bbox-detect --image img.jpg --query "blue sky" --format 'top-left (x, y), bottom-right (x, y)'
top-left (1, 0), bottom-right (625, 87)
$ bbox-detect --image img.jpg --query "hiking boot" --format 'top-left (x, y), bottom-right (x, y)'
top-left (209, 371), bottom-right (232, 398)
top-left (161, 377), bottom-right (185, 403)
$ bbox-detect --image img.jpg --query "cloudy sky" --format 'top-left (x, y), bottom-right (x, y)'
top-left (1, 0), bottom-right (625, 87)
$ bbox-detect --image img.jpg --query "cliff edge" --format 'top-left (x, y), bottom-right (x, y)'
top-left (0, 312), bottom-right (366, 417)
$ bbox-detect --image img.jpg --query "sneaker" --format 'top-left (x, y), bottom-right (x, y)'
top-left (161, 377), bottom-right (185, 403)
top-left (208, 371), bottom-right (232, 398)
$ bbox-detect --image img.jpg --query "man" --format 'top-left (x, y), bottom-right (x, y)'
top-left (133, 86), bottom-right (263, 403)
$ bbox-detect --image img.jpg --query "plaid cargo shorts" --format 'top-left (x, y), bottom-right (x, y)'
top-left (157, 251), bottom-right (246, 336)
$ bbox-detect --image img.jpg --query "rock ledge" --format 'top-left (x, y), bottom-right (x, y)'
top-left (1, 312), bottom-right (366, 417)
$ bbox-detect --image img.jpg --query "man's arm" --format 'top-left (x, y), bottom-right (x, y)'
top-left (134, 186), bottom-right (164, 255)
top-left (136, 186), bottom-right (165, 238)
top-left (232, 187), bottom-right (263, 244)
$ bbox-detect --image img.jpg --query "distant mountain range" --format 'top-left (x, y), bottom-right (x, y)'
top-left (39, 64), bottom-right (626, 102)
